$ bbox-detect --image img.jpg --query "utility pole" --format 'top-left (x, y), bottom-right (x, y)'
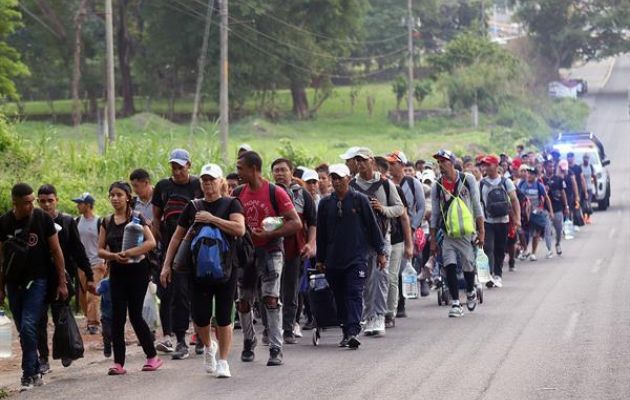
top-left (105, 0), bottom-right (116, 142)
top-left (407, 0), bottom-right (414, 129)
top-left (191, 0), bottom-right (215, 134)
top-left (219, 0), bottom-right (229, 164)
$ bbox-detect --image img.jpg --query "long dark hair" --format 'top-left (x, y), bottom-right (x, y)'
top-left (108, 181), bottom-right (134, 219)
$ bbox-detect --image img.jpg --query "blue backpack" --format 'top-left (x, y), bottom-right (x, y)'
top-left (191, 225), bottom-right (231, 283)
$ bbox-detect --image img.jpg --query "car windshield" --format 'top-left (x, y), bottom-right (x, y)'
top-left (555, 147), bottom-right (601, 165)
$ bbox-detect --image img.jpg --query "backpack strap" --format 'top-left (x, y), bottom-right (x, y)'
top-left (401, 176), bottom-right (418, 208)
top-left (269, 183), bottom-right (280, 215)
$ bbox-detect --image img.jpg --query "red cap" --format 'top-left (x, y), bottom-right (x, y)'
top-left (481, 155), bottom-right (500, 166)
top-left (511, 158), bottom-right (522, 170)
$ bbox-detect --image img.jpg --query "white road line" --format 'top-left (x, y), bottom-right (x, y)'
top-left (608, 228), bottom-right (617, 239)
top-left (591, 258), bottom-right (604, 274)
top-left (563, 311), bottom-right (580, 341)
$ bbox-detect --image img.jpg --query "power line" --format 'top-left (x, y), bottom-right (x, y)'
top-left (191, 0), bottom-right (408, 45)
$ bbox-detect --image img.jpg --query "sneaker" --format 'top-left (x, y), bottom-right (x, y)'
top-left (156, 337), bottom-right (175, 353)
top-left (171, 342), bottom-right (190, 360)
top-left (529, 254), bottom-right (537, 262)
top-left (203, 341), bottom-right (218, 374)
top-left (31, 374), bottom-right (44, 388)
top-left (104, 343), bottom-right (112, 358)
top-left (87, 326), bottom-right (99, 335)
top-left (449, 304), bottom-right (464, 318)
top-left (241, 337), bottom-right (257, 362)
top-left (293, 322), bottom-right (303, 338)
top-left (493, 276), bottom-right (503, 288)
top-left (372, 315), bottom-right (386, 336)
top-left (266, 347), bottom-right (283, 366)
top-left (38, 359), bottom-right (51, 375)
top-left (20, 375), bottom-right (42, 392)
top-left (215, 359), bottom-right (231, 378)
top-left (195, 340), bottom-right (204, 355)
top-left (384, 315), bottom-right (395, 329)
top-left (486, 279), bottom-right (495, 288)
top-left (556, 244), bottom-right (562, 255)
top-left (347, 335), bottom-right (361, 349)
top-left (466, 291), bottom-right (477, 312)
top-left (61, 357), bottom-right (73, 368)
top-left (338, 336), bottom-right (349, 348)
top-left (546, 250), bottom-right (554, 259)
top-left (262, 329), bottom-right (270, 346)
top-left (283, 330), bottom-right (297, 344)
top-left (420, 279), bottom-right (430, 297)
top-left (363, 317), bottom-right (375, 336)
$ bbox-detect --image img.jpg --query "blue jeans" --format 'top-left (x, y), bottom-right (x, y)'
top-left (7, 279), bottom-right (48, 377)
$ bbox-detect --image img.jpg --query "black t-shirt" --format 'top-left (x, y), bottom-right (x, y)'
top-left (569, 165), bottom-right (583, 193)
top-left (177, 197), bottom-right (244, 232)
top-left (563, 171), bottom-right (576, 202)
top-left (152, 176), bottom-right (203, 245)
top-left (543, 175), bottom-right (566, 212)
top-left (0, 209), bottom-right (56, 283)
top-left (391, 185), bottom-right (409, 245)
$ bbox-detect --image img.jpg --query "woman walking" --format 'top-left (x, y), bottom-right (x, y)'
top-left (161, 164), bottom-right (245, 378)
top-left (98, 181), bottom-right (162, 375)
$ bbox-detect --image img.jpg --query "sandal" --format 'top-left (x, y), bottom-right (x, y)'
top-left (108, 363), bottom-right (127, 375)
top-left (141, 357), bottom-right (163, 372)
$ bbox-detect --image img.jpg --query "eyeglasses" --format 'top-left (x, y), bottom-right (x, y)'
top-left (337, 200), bottom-right (343, 219)
top-left (330, 175), bottom-right (344, 181)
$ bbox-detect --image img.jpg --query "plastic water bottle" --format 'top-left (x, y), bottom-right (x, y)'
top-left (0, 310), bottom-right (13, 359)
top-left (401, 261), bottom-right (419, 299)
top-left (122, 216), bottom-right (144, 263)
top-left (563, 219), bottom-right (575, 240)
top-left (476, 250), bottom-right (491, 284)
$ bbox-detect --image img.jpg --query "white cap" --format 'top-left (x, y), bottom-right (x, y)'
top-left (421, 169), bottom-right (436, 183)
top-left (238, 143), bottom-right (252, 152)
top-left (339, 146), bottom-right (360, 160)
top-left (302, 169), bottom-right (319, 182)
top-left (199, 163), bottom-right (223, 179)
top-left (329, 164), bottom-right (351, 178)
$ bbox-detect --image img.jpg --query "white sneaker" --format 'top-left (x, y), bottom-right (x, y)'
top-left (529, 254), bottom-right (537, 262)
top-left (293, 322), bottom-right (303, 338)
top-left (546, 250), bottom-right (554, 259)
top-left (372, 315), bottom-right (386, 336)
top-left (449, 304), bottom-right (464, 318)
top-left (203, 341), bottom-right (218, 374)
top-left (493, 276), bottom-right (503, 288)
top-left (215, 359), bottom-right (231, 378)
top-left (363, 317), bottom-right (375, 336)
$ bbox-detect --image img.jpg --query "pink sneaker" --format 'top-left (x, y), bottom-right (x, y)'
top-left (141, 357), bottom-right (163, 371)
top-left (108, 363), bottom-right (127, 375)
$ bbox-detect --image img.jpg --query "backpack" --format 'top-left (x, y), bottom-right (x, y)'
top-left (400, 176), bottom-right (419, 210)
top-left (1, 210), bottom-right (35, 284)
top-left (189, 198), bottom-right (233, 284)
top-left (480, 178), bottom-right (510, 218)
top-left (436, 173), bottom-right (476, 238)
top-left (349, 178), bottom-right (392, 237)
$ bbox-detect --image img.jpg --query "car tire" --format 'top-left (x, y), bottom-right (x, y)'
top-left (598, 185), bottom-right (610, 211)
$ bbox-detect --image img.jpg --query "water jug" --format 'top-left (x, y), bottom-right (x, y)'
top-left (0, 310), bottom-right (13, 359)
top-left (122, 216), bottom-right (144, 263)
top-left (401, 261), bottom-right (419, 299)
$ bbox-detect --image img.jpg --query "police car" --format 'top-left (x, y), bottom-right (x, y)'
top-left (553, 132), bottom-right (611, 210)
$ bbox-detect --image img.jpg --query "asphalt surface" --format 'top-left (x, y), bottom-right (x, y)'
top-left (15, 56), bottom-right (630, 400)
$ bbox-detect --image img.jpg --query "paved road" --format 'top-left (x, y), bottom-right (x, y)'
top-left (16, 56), bottom-right (630, 400)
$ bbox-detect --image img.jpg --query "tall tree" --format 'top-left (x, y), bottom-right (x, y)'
top-left (0, 0), bottom-right (29, 100)
top-left (513, 0), bottom-right (630, 79)
top-left (117, 0), bottom-right (135, 116)
top-left (71, 0), bottom-right (88, 126)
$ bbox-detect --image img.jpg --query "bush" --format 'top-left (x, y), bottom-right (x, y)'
top-left (542, 98), bottom-right (589, 131)
top-left (276, 139), bottom-right (321, 169)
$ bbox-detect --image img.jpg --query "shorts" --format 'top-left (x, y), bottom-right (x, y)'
top-left (441, 235), bottom-right (476, 273)
top-left (191, 273), bottom-right (237, 327)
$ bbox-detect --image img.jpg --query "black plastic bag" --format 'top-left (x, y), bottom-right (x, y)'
top-left (52, 303), bottom-right (84, 361)
top-left (573, 207), bottom-right (585, 227)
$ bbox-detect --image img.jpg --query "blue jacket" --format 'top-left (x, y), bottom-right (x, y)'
top-left (316, 188), bottom-right (385, 270)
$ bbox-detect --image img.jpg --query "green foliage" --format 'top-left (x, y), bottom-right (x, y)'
top-left (392, 75), bottom-right (407, 111)
top-left (414, 80), bottom-right (433, 105)
top-left (276, 138), bottom-right (321, 169)
top-left (0, 0), bottom-right (29, 100)
top-left (542, 98), bottom-right (590, 132)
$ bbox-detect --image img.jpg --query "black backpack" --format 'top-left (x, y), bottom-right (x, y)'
top-left (480, 178), bottom-right (510, 218)
top-left (1, 211), bottom-right (35, 285)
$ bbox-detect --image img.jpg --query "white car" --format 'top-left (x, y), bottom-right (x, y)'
top-left (553, 133), bottom-right (611, 210)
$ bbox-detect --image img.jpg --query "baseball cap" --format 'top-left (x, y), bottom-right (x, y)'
top-left (526, 165), bottom-right (537, 173)
top-left (302, 169), bottom-right (319, 182)
top-left (339, 147), bottom-right (360, 160)
top-left (329, 164), bottom-right (351, 178)
top-left (480, 155), bottom-right (500, 166)
top-left (354, 147), bottom-right (374, 160)
top-left (238, 143), bottom-right (253, 152)
top-left (512, 158), bottom-right (523, 170)
top-left (421, 169), bottom-right (436, 183)
top-left (199, 163), bottom-right (223, 179)
top-left (433, 149), bottom-right (456, 162)
top-left (385, 150), bottom-right (408, 164)
top-left (169, 148), bottom-right (191, 166)
top-left (72, 192), bottom-right (95, 206)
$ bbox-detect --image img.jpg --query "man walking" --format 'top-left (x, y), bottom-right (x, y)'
top-left (0, 183), bottom-right (68, 391)
top-left (430, 150), bottom-right (485, 317)
top-left (235, 151), bottom-right (302, 366)
top-left (316, 164), bottom-right (386, 349)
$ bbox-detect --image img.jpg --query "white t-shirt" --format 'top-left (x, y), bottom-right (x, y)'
top-left (77, 215), bottom-right (104, 266)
